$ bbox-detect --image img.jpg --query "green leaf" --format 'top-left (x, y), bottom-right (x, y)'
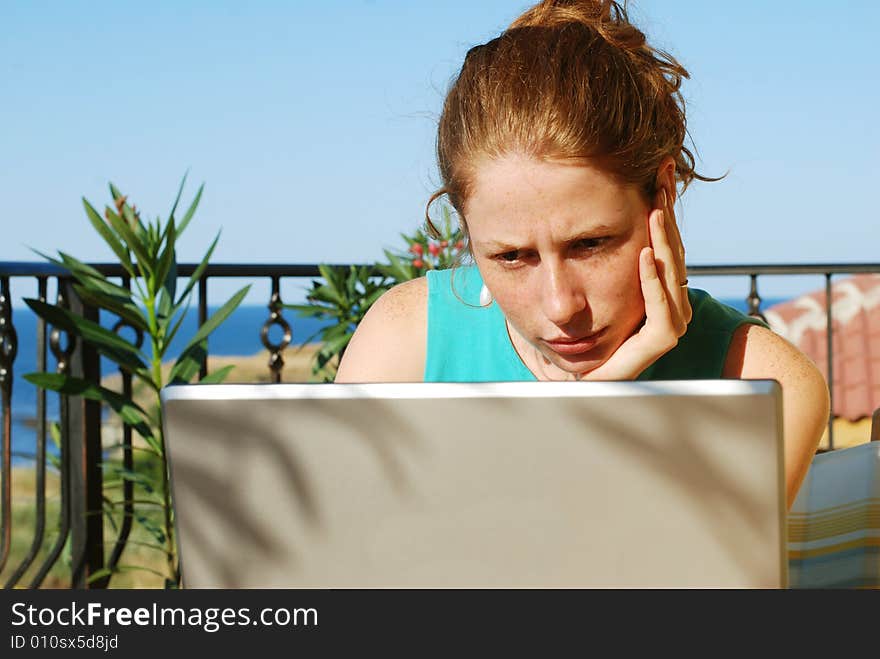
top-left (177, 183), bottom-right (203, 236)
top-left (345, 265), bottom-right (360, 299)
top-left (31, 249), bottom-right (110, 293)
top-left (363, 285), bottom-right (388, 309)
top-left (284, 303), bottom-right (330, 319)
top-left (102, 495), bottom-right (120, 533)
top-left (106, 539), bottom-right (174, 557)
top-left (168, 172), bottom-right (189, 223)
top-left (169, 285), bottom-right (249, 383)
top-left (199, 365), bottom-right (235, 384)
top-left (378, 250), bottom-right (414, 282)
top-left (318, 264), bottom-right (347, 295)
top-left (309, 283), bottom-right (348, 308)
top-left (120, 199), bottom-right (141, 233)
top-left (83, 198), bottom-right (134, 274)
top-left (319, 331), bottom-right (353, 357)
top-left (173, 232), bottom-right (218, 312)
top-left (105, 466), bottom-right (158, 493)
top-left (155, 218), bottom-right (177, 319)
top-left (86, 568), bottom-right (115, 584)
top-left (103, 497), bottom-right (165, 509)
top-left (320, 321), bottom-right (354, 341)
top-left (46, 423), bottom-right (63, 472)
top-left (136, 431), bottom-right (164, 456)
top-left (48, 422), bottom-right (62, 452)
top-left (135, 512), bottom-right (167, 545)
top-left (105, 204), bottom-right (154, 281)
top-left (175, 286), bottom-right (250, 358)
top-left (102, 442), bottom-right (162, 459)
top-left (50, 250), bottom-right (108, 284)
top-left (160, 306), bottom-right (189, 359)
top-left (56, 253), bottom-right (129, 295)
top-left (71, 283), bottom-right (149, 335)
top-left (109, 182), bottom-right (123, 202)
top-left (24, 298), bottom-right (148, 374)
top-left (167, 340), bottom-right (206, 385)
top-left (146, 219), bottom-right (160, 256)
top-left (24, 373), bottom-right (156, 442)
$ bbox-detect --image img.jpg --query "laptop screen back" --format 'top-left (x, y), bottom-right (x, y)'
top-left (161, 380), bottom-right (786, 588)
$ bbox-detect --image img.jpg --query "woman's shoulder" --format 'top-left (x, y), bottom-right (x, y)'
top-left (371, 276), bottom-right (428, 320)
top-left (334, 277), bottom-right (428, 383)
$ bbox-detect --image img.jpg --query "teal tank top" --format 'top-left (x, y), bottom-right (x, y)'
top-left (424, 266), bottom-right (768, 382)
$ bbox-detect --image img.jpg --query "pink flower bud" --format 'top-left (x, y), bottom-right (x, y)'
top-left (412, 258), bottom-right (424, 268)
top-left (428, 243), bottom-right (440, 256)
top-left (409, 243), bottom-right (424, 256)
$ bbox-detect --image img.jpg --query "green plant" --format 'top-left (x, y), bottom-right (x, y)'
top-left (23, 176), bottom-right (249, 587)
top-left (377, 205), bottom-right (466, 281)
top-left (285, 265), bottom-right (393, 381)
top-left (287, 205), bottom-right (465, 381)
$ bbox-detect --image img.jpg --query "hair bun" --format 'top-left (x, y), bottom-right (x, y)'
top-left (510, 1), bottom-right (647, 54)
top-left (511, 0), bottom-right (619, 30)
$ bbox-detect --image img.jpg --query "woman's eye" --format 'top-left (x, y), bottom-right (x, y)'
top-left (572, 238), bottom-right (606, 252)
top-left (497, 250), bottom-right (520, 262)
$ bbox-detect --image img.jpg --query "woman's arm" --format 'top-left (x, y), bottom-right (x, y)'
top-left (723, 323), bottom-right (830, 509)
top-left (334, 277), bottom-right (428, 383)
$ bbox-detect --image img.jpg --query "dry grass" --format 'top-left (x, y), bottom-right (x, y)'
top-left (2, 455), bottom-right (175, 588)
top-left (1, 468), bottom-right (68, 588)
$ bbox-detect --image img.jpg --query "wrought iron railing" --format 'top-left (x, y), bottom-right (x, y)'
top-left (1, 260), bottom-right (878, 589)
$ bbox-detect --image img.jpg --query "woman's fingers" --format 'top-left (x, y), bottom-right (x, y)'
top-left (639, 246), bottom-right (678, 345)
top-left (661, 189), bottom-right (687, 277)
top-left (654, 190), bottom-right (692, 328)
top-left (648, 207), bottom-right (688, 336)
top-left (661, 189), bottom-right (692, 324)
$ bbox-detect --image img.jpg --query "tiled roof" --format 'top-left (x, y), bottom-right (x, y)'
top-left (763, 274), bottom-right (880, 421)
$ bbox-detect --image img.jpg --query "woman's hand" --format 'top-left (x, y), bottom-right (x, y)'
top-left (583, 189), bottom-right (692, 380)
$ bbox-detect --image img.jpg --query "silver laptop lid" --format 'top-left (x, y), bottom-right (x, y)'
top-left (161, 380), bottom-right (786, 588)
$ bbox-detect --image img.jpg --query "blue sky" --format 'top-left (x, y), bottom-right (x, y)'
top-left (2, 0), bottom-right (878, 304)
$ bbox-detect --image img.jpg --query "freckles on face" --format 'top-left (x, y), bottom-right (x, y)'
top-left (462, 155), bottom-right (651, 369)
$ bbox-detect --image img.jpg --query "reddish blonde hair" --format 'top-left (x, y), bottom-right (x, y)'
top-left (427, 0), bottom-right (715, 237)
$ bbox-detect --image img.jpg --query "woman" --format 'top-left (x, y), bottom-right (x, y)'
top-left (336, 0), bottom-right (829, 508)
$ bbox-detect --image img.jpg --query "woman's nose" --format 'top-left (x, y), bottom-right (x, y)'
top-left (541, 262), bottom-right (587, 326)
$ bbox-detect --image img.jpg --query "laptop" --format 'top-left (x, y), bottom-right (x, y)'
top-left (160, 380), bottom-right (787, 588)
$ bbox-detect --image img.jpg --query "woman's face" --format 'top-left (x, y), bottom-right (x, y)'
top-left (464, 154), bottom-right (652, 378)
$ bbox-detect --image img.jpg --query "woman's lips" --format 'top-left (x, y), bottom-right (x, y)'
top-left (543, 329), bottom-right (606, 355)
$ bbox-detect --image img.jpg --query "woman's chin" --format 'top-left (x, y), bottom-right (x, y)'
top-left (545, 349), bottom-right (609, 378)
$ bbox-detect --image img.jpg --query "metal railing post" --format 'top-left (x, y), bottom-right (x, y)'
top-left (825, 274), bottom-right (834, 450)
top-left (63, 280), bottom-right (105, 588)
top-left (0, 276), bottom-right (18, 575)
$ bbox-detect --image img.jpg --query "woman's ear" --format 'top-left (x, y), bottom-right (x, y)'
top-left (654, 156), bottom-right (677, 206)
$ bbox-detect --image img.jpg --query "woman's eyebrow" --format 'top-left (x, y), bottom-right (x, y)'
top-left (478, 225), bottom-right (620, 252)
top-left (559, 224), bottom-right (618, 242)
top-left (479, 239), bottom-right (521, 252)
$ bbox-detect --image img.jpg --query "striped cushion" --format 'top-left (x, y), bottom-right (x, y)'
top-left (788, 442), bottom-right (880, 588)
